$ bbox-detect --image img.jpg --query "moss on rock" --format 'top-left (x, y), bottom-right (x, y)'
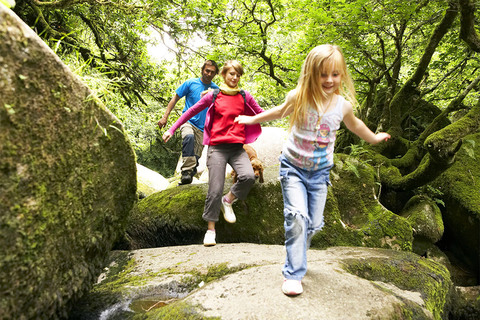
top-left (0, 7), bottom-right (137, 319)
top-left (313, 153), bottom-right (413, 251)
top-left (124, 177), bottom-right (286, 249)
top-left (72, 250), bottom-right (248, 319)
top-left (449, 286), bottom-right (480, 320)
top-left (131, 302), bottom-right (221, 320)
top-left (125, 184), bottom-right (209, 249)
top-left (432, 132), bottom-right (480, 275)
top-left (400, 195), bottom-right (444, 244)
top-left (343, 249), bottom-right (453, 320)
top-left (125, 153), bottom-right (413, 252)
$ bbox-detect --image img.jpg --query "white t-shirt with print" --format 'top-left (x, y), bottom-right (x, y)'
top-left (282, 95), bottom-right (345, 171)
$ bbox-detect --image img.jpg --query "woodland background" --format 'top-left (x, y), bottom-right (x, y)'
top-left (12, 0), bottom-right (479, 181)
top-left (3, 2), bottom-right (480, 318)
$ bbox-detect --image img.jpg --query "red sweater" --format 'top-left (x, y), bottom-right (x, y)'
top-left (167, 90), bottom-right (264, 145)
top-left (209, 93), bottom-right (246, 145)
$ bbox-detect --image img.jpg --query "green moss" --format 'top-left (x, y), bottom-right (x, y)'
top-left (181, 262), bottom-right (251, 292)
top-left (219, 180), bottom-right (285, 245)
top-left (128, 262), bottom-right (250, 319)
top-left (71, 251), bottom-right (173, 317)
top-left (74, 251), bottom-right (250, 319)
top-left (135, 184), bottom-right (208, 223)
top-left (311, 192), bottom-right (365, 248)
top-left (430, 133), bottom-right (480, 273)
top-left (132, 301), bottom-right (220, 320)
top-left (400, 195), bottom-right (444, 243)
top-left (368, 292), bottom-right (430, 320)
top-left (137, 181), bottom-right (160, 199)
top-left (343, 250), bottom-right (453, 320)
top-left (449, 288), bottom-right (480, 320)
top-left (1, 11), bottom-right (137, 318)
top-left (312, 153), bottom-right (413, 251)
top-left (92, 252), bottom-right (150, 295)
top-left (433, 133), bottom-right (480, 215)
top-left (126, 178), bottom-right (286, 249)
top-left (125, 185), bottom-right (208, 249)
top-left (127, 154), bottom-right (413, 252)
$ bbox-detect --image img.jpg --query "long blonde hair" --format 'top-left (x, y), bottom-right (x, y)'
top-left (290, 44), bottom-right (357, 128)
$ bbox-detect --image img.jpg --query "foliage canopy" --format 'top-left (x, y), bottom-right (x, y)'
top-left (12, 0), bottom-right (480, 189)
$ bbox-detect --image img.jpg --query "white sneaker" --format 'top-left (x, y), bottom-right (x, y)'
top-left (221, 196), bottom-right (236, 223)
top-left (203, 230), bottom-right (216, 247)
top-left (282, 279), bottom-right (303, 296)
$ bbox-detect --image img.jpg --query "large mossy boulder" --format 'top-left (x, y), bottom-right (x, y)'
top-left (316, 153), bottom-right (413, 250)
top-left (124, 153), bottom-right (413, 251)
top-left (400, 195), bottom-right (444, 244)
top-left (432, 132), bottom-right (480, 279)
top-left (122, 175), bottom-right (286, 249)
top-left (0, 7), bottom-right (137, 319)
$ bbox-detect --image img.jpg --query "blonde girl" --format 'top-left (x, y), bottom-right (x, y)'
top-left (235, 45), bottom-right (390, 296)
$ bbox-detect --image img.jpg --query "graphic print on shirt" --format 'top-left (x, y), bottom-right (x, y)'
top-left (313, 123), bottom-right (330, 168)
top-left (282, 96), bottom-right (344, 170)
top-left (292, 110), bottom-right (332, 169)
top-left (291, 111), bottom-right (316, 168)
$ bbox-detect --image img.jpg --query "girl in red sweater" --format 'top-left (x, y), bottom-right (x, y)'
top-left (163, 60), bottom-right (264, 246)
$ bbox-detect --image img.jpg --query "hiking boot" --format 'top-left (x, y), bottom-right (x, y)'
top-left (203, 230), bottom-right (216, 247)
top-left (220, 196), bottom-right (236, 223)
top-left (282, 279), bottom-right (303, 296)
top-left (180, 171), bottom-right (193, 185)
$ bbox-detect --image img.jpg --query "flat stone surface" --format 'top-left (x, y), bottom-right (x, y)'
top-left (129, 244), bottom-right (432, 319)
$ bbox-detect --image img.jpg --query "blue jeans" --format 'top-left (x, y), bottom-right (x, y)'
top-left (279, 155), bottom-right (331, 280)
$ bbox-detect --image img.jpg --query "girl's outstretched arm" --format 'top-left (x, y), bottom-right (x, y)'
top-left (162, 131), bottom-right (173, 142)
top-left (235, 105), bottom-right (284, 125)
top-left (235, 90), bottom-right (295, 125)
top-left (343, 101), bottom-right (390, 145)
top-left (161, 92), bottom-right (213, 143)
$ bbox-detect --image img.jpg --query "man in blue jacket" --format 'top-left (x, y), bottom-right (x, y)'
top-left (158, 60), bottom-right (219, 184)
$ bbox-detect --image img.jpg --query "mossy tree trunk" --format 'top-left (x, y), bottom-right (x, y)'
top-left (350, 1), bottom-right (480, 195)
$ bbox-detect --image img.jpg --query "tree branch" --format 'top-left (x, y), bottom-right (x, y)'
top-left (379, 0), bottom-right (458, 133)
top-left (409, 1), bottom-right (458, 90)
top-left (380, 150), bottom-right (455, 191)
top-left (388, 73), bottom-right (480, 170)
top-left (459, 0), bottom-right (480, 52)
top-left (421, 56), bottom-right (470, 96)
top-left (236, 0), bottom-right (286, 87)
top-left (29, 0), bottom-right (141, 9)
top-left (382, 74), bottom-right (480, 191)
top-left (424, 93), bottom-right (480, 162)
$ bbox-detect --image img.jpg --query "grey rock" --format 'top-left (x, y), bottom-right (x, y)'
top-left (0, 6), bottom-right (136, 319)
top-left (83, 244), bottom-right (452, 320)
top-left (137, 163), bottom-right (169, 196)
top-left (400, 195), bottom-right (444, 243)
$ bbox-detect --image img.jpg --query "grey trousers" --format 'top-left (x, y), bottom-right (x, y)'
top-left (180, 122), bottom-right (204, 173)
top-left (203, 144), bottom-right (255, 222)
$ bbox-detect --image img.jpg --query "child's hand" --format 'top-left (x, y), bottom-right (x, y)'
top-left (234, 115), bottom-right (254, 125)
top-left (372, 132), bottom-right (391, 144)
top-left (162, 131), bottom-right (172, 143)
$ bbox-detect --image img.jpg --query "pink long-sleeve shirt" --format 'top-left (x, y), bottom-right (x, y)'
top-left (167, 90), bottom-right (264, 145)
